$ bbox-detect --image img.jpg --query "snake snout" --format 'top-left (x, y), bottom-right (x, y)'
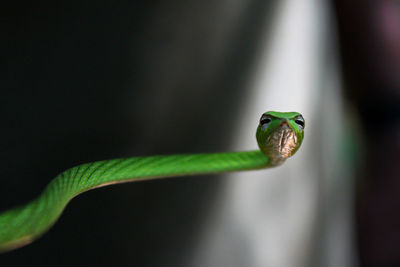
top-left (279, 120), bottom-right (290, 129)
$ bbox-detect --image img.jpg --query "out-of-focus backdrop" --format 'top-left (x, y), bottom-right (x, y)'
top-left (1, 0), bottom-right (399, 266)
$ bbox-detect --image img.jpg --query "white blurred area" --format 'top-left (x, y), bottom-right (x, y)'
top-left (189, 0), bottom-right (357, 266)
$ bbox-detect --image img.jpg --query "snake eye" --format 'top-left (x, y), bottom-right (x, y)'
top-left (294, 116), bottom-right (305, 130)
top-left (260, 114), bottom-right (272, 130)
top-left (295, 120), bottom-right (304, 127)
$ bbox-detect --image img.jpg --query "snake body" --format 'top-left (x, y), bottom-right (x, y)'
top-left (0, 111), bottom-right (305, 252)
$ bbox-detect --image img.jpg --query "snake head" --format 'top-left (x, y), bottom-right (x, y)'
top-left (256, 111), bottom-right (305, 165)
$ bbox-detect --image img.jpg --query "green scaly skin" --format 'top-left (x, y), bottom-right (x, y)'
top-left (0, 111), bottom-right (305, 253)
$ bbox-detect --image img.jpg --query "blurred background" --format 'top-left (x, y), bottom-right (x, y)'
top-left (1, 0), bottom-right (399, 266)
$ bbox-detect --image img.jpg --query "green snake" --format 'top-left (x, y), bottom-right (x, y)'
top-left (0, 111), bottom-right (305, 253)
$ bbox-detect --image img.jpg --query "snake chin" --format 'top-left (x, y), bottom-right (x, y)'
top-left (265, 126), bottom-right (298, 165)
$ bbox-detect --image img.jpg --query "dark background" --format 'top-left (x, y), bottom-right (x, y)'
top-left (333, 1), bottom-right (400, 266)
top-left (2, 0), bottom-right (400, 266)
top-left (1, 1), bottom-right (277, 266)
